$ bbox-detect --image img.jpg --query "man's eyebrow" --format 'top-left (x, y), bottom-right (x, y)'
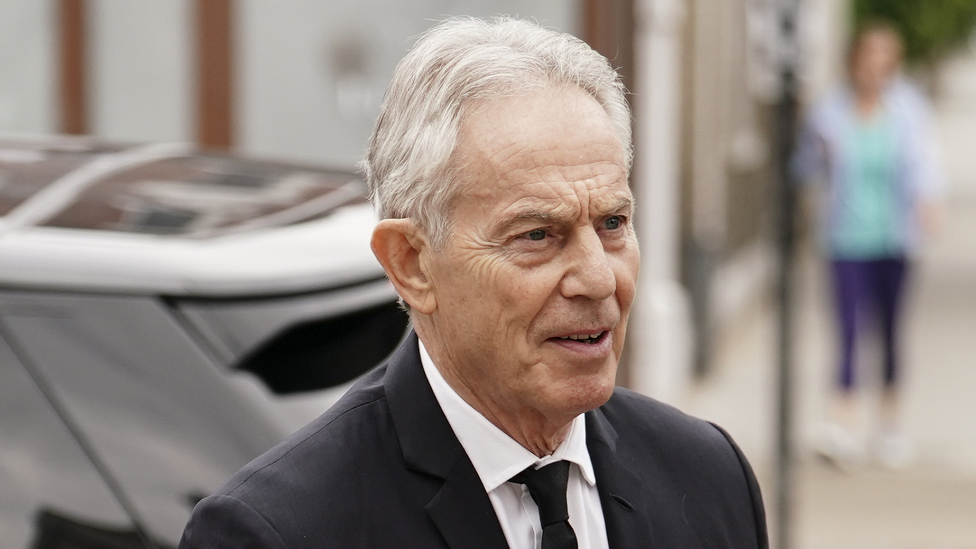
top-left (495, 195), bottom-right (635, 233)
top-left (508, 211), bottom-right (562, 224)
top-left (602, 195), bottom-right (635, 214)
top-left (494, 210), bottom-right (564, 235)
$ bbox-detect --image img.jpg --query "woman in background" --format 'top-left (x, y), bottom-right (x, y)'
top-left (792, 22), bottom-right (942, 469)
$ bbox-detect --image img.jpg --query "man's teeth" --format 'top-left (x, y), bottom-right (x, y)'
top-left (559, 333), bottom-right (602, 342)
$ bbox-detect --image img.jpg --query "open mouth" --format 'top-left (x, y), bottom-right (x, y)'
top-left (553, 331), bottom-right (607, 345)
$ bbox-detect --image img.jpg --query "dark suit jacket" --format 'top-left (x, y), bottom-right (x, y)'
top-left (179, 334), bottom-right (768, 549)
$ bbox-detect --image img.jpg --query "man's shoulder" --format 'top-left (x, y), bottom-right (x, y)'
top-left (180, 364), bottom-right (407, 549)
top-left (599, 386), bottom-right (746, 466)
top-left (601, 385), bottom-right (712, 433)
top-left (180, 338), bottom-right (466, 549)
top-left (596, 387), bottom-right (768, 548)
top-left (217, 364), bottom-right (395, 502)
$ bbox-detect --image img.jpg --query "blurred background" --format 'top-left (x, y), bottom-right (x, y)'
top-left (1, 0), bottom-right (974, 548)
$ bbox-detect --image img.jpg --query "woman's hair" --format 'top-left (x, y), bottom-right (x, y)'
top-left (362, 16), bottom-right (631, 248)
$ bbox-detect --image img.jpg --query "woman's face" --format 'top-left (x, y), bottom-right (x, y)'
top-left (850, 30), bottom-right (902, 97)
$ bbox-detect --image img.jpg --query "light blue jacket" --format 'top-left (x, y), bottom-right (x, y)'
top-left (791, 77), bottom-right (943, 257)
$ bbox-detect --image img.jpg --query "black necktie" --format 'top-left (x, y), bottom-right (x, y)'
top-left (510, 460), bottom-right (578, 549)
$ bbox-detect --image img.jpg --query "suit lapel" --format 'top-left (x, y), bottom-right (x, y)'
top-left (425, 459), bottom-right (511, 549)
top-left (384, 333), bottom-right (509, 549)
top-left (587, 408), bottom-right (654, 549)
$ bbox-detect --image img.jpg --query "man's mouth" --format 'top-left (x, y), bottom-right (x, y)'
top-left (553, 331), bottom-right (607, 344)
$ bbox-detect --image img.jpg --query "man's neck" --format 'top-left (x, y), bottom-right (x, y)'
top-left (415, 327), bottom-right (574, 457)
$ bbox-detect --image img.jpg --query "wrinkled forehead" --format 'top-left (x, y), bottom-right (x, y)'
top-left (456, 86), bottom-right (624, 171)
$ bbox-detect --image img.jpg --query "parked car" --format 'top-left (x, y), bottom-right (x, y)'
top-left (0, 135), bottom-right (410, 548)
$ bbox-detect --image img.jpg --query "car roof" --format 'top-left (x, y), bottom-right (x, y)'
top-left (0, 135), bottom-right (386, 297)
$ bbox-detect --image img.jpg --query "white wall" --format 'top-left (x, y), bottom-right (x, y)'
top-left (0, 1), bottom-right (56, 134)
top-left (89, 0), bottom-right (192, 143)
top-left (1, 1), bottom-right (578, 163)
top-left (237, 0), bottom-right (580, 169)
top-left (799, 0), bottom-right (849, 102)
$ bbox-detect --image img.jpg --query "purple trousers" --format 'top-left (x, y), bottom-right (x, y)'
top-left (831, 257), bottom-right (909, 390)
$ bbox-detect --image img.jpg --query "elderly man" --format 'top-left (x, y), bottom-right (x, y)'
top-left (180, 17), bottom-right (767, 549)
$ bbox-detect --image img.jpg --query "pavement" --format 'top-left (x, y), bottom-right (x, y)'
top-left (675, 48), bottom-right (976, 549)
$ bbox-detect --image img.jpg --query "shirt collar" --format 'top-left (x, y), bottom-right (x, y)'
top-left (418, 338), bottom-right (596, 493)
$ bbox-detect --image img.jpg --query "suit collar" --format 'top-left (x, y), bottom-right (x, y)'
top-left (587, 405), bottom-right (654, 549)
top-left (385, 334), bottom-right (652, 549)
top-left (384, 332), bottom-right (509, 549)
top-left (384, 332), bottom-right (462, 477)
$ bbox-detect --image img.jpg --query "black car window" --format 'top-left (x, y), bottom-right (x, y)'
top-left (0, 330), bottom-right (142, 549)
top-left (173, 278), bottom-right (408, 394)
top-left (236, 300), bottom-right (408, 394)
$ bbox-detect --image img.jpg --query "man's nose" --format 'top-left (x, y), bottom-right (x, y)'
top-left (560, 228), bottom-right (615, 300)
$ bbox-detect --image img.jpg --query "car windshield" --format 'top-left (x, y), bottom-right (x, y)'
top-left (1, 139), bottom-right (367, 237)
top-left (0, 140), bottom-right (124, 217)
top-left (41, 155), bottom-right (366, 236)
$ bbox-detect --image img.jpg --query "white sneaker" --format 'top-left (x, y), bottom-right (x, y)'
top-left (875, 430), bottom-right (914, 470)
top-left (816, 423), bottom-right (864, 472)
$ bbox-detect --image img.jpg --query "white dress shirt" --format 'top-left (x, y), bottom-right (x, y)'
top-left (419, 340), bottom-right (610, 549)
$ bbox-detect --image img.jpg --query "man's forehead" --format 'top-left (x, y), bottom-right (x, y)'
top-left (450, 85), bottom-right (630, 227)
top-left (457, 87), bottom-right (623, 161)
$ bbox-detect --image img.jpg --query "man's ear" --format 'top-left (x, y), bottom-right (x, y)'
top-left (371, 219), bottom-right (437, 315)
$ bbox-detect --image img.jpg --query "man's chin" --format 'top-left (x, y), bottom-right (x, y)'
top-left (553, 372), bottom-right (616, 417)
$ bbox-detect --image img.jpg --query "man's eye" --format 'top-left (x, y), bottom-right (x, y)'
top-left (525, 229), bottom-right (547, 241)
top-left (604, 216), bottom-right (623, 230)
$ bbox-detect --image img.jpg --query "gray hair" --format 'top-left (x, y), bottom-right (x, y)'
top-left (362, 16), bottom-right (632, 248)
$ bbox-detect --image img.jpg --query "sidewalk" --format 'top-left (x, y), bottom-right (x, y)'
top-left (678, 49), bottom-right (976, 549)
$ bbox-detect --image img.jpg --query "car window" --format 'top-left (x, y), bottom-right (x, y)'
top-left (173, 277), bottom-right (408, 394)
top-left (0, 293), bottom-right (295, 546)
top-left (0, 329), bottom-right (145, 549)
top-left (237, 300), bottom-right (408, 394)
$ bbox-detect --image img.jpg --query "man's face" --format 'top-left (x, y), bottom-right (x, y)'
top-left (421, 85), bottom-right (639, 428)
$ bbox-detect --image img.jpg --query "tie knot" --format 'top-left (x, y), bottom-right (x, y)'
top-left (510, 460), bottom-right (571, 526)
